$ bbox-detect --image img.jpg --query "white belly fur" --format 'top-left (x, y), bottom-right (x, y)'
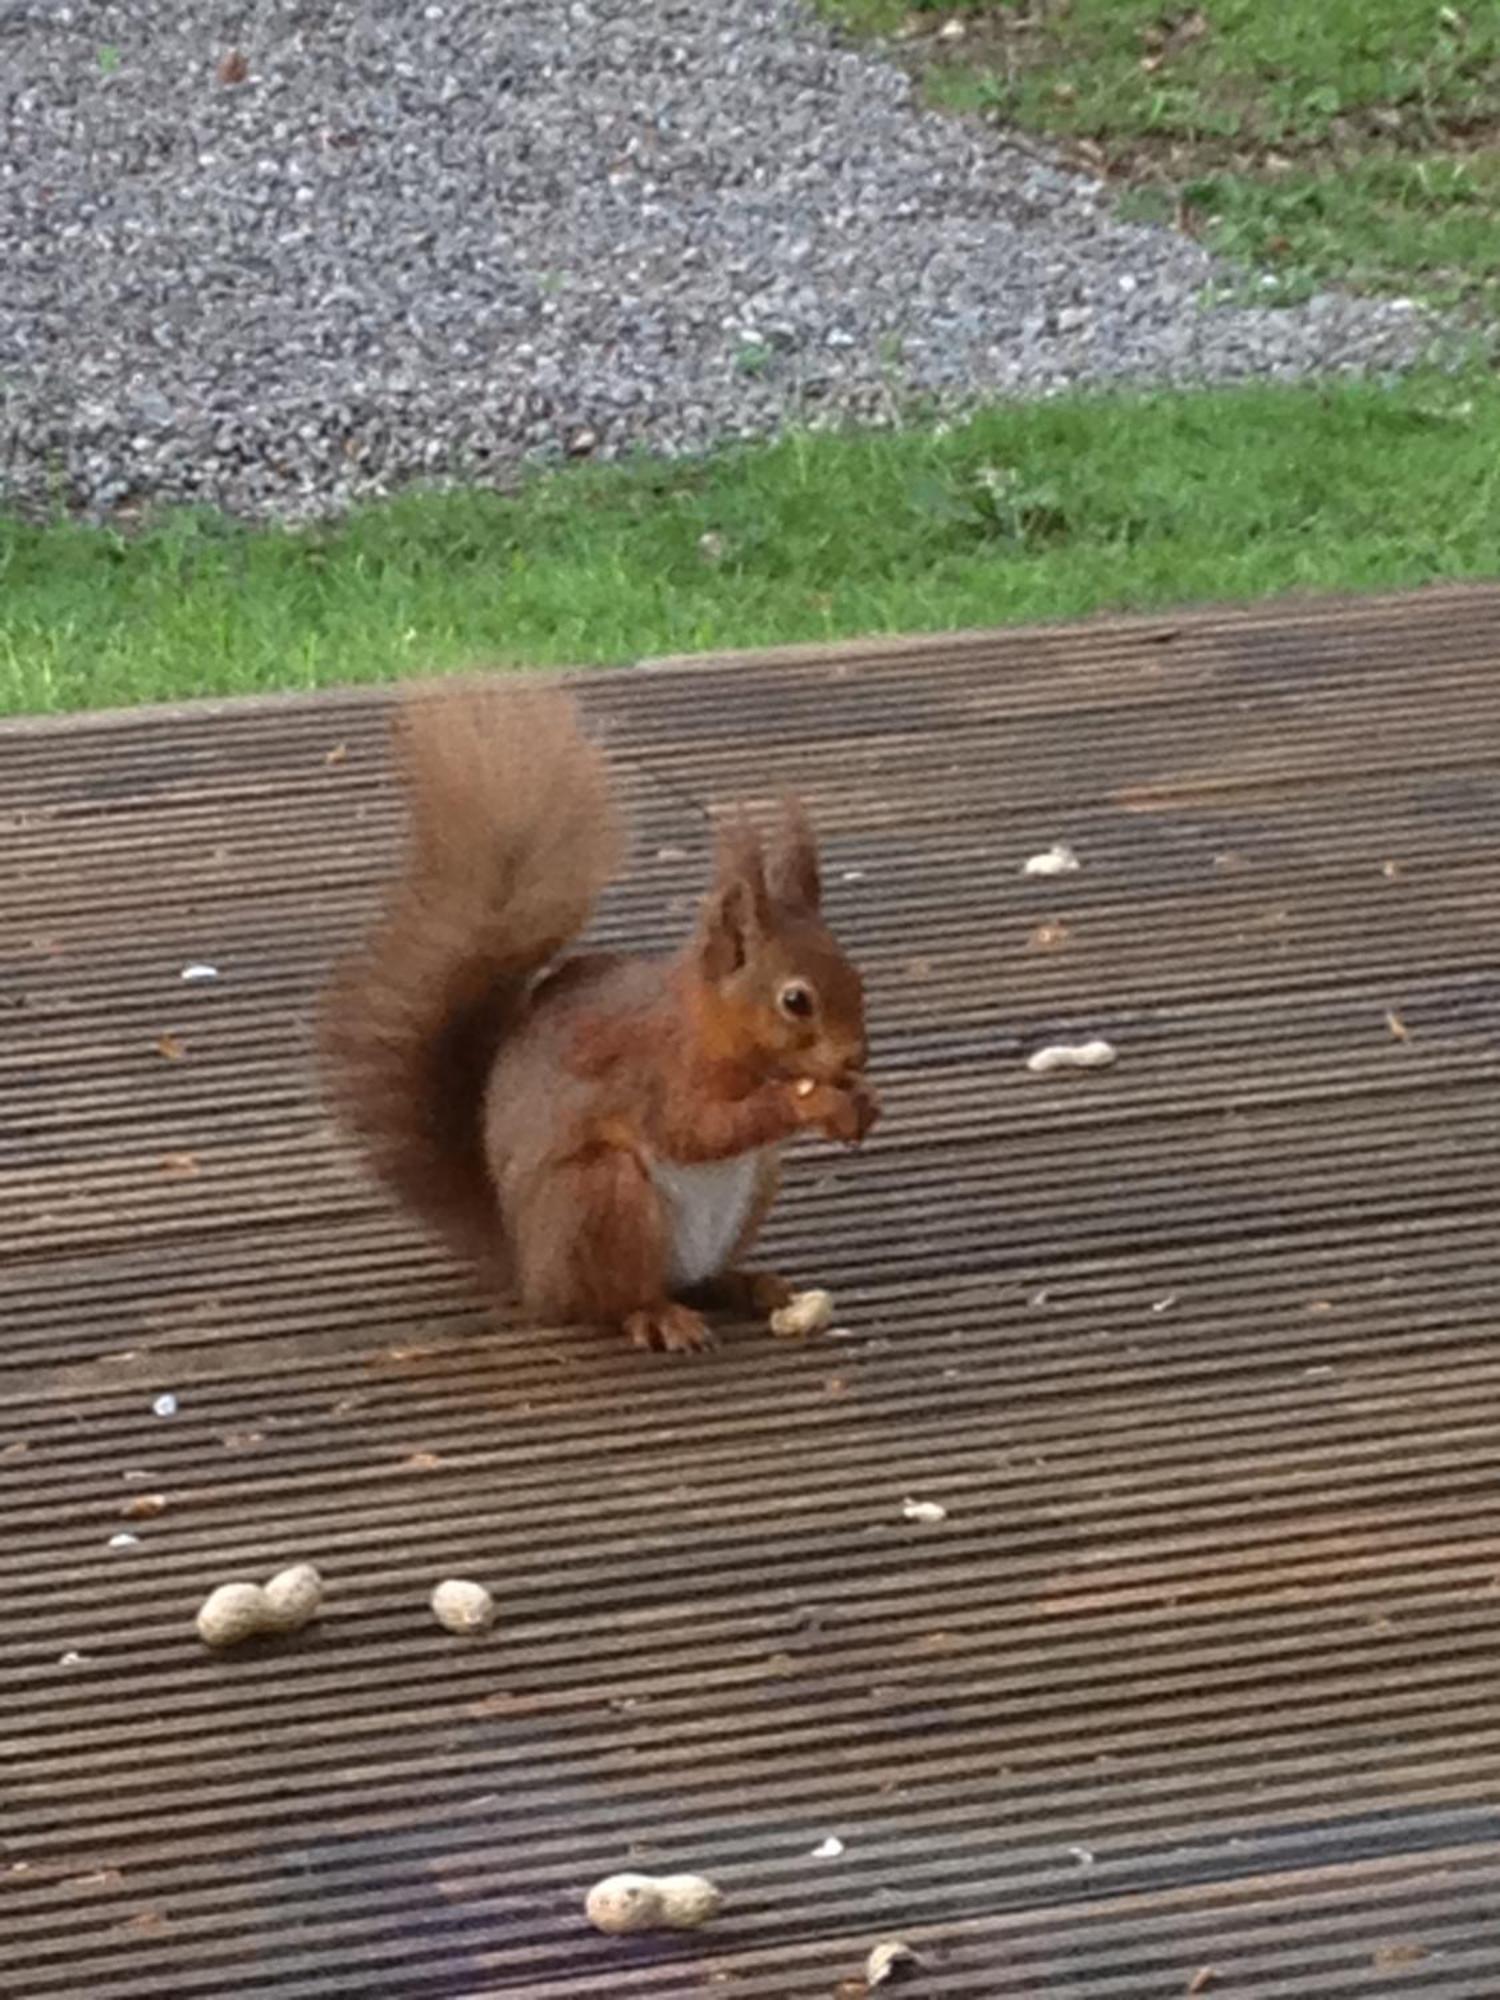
top-left (651, 1151), bottom-right (765, 1290)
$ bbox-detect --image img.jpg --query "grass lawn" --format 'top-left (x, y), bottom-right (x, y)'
top-left (4, 367), bottom-right (1499, 717)
top-left (819, 0), bottom-right (1500, 317)
top-left (6, 0), bottom-right (1499, 719)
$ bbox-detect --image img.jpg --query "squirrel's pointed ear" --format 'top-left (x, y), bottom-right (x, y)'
top-left (767, 794), bottom-right (822, 915)
top-left (699, 815), bottom-right (771, 977)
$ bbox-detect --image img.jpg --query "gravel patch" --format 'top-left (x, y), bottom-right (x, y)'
top-left (1, 0), bottom-right (1438, 521)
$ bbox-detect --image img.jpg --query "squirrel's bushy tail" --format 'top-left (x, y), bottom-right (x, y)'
top-left (320, 680), bottom-right (622, 1268)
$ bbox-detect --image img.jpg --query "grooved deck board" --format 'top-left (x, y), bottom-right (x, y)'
top-left (4, 582), bottom-right (1500, 1997)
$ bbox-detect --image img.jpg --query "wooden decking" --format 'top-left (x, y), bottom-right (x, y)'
top-left (5, 584), bottom-right (1500, 1998)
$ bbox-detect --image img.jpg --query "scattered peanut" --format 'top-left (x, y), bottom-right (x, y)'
top-left (585, 1871), bottom-right (722, 1935)
top-left (430, 1578), bottom-right (497, 1635)
top-left (194, 1564), bottom-right (324, 1649)
top-left (654, 1874), bottom-right (723, 1928)
top-left (585, 1873), bottom-right (660, 1935)
top-left (196, 1582), bottom-right (274, 1649)
top-left (261, 1563), bottom-right (324, 1630)
top-left (770, 1288), bottom-right (835, 1339)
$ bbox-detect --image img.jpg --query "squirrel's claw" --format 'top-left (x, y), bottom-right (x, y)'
top-left (625, 1304), bottom-right (716, 1355)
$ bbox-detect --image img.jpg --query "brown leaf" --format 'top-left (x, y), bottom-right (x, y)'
top-left (1027, 920), bottom-right (1071, 952)
top-left (66, 1868), bottom-right (125, 1892)
top-left (1386, 1009), bottom-right (1410, 1042)
top-left (404, 1450), bottom-right (443, 1471)
top-left (216, 47), bottom-right (248, 85)
top-left (155, 1032), bottom-right (186, 1061)
top-left (1186, 1970), bottom-right (1220, 1997)
top-left (324, 742), bottom-right (349, 767)
top-left (160, 1152), bottom-right (200, 1177)
top-left (466, 1690), bottom-right (529, 1718)
top-left (1372, 1943), bottom-right (1427, 1971)
top-left (119, 1907), bottom-right (171, 1937)
top-left (120, 1494), bottom-right (167, 1521)
top-left (1169, 8), bottom-right (1209, 50)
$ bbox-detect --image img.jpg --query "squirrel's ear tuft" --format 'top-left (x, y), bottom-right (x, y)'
top-left (767, 794), bottom-right (822, 915)
top-left (699, 814), bottom-right (771, 977)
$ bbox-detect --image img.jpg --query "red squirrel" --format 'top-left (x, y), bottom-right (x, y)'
top-left (320, 681), bottom-right (879, 1353)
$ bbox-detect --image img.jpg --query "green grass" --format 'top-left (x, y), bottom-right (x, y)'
top-left (6, 367), bottom-right (1500, 717)
top-left (819, 0), bottom-right (1500, 317)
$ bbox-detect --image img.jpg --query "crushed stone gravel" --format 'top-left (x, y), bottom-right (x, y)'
top-left (0, 0), bottom-right (1439, 521)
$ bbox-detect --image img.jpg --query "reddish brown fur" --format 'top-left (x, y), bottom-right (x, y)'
top-left (319, 682), bottom-right (622, 1274)
top-left (320, 680), bottom-right (877, 1349)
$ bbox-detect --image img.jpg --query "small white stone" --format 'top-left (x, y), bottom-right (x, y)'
top-left (1022, 843), bottom-right (1080, 877)
top-left (108, 1532), bottom-right (140, 1549)
top-left (1026, 1038), bottom-right (1117, 1075)
top-left (179, 964), bottom-right (219, 982)
top-left (152, 1393), bottom-right (179, 1418)
top-left (902, 1498), bottom-right (948, 1525)
top-left (811, 1835), bottom-right (845, 1858)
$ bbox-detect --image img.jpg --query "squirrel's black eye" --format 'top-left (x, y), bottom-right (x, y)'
top-left (779, 981), bottom-right (815, 1020)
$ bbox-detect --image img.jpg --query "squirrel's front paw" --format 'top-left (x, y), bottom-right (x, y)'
top-left (795, 1076), bottom-right (880, 1146)
top-left (840, 1075), bottom-right (881, 1144)
top-left (624, 1303), bottom-right (715, 1355)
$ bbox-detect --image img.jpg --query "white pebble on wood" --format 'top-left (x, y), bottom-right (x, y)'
top-left (1026, 1037), bottom-right (1117, 1074)
top-left (1022, 844), bottom-right (1080, 877)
